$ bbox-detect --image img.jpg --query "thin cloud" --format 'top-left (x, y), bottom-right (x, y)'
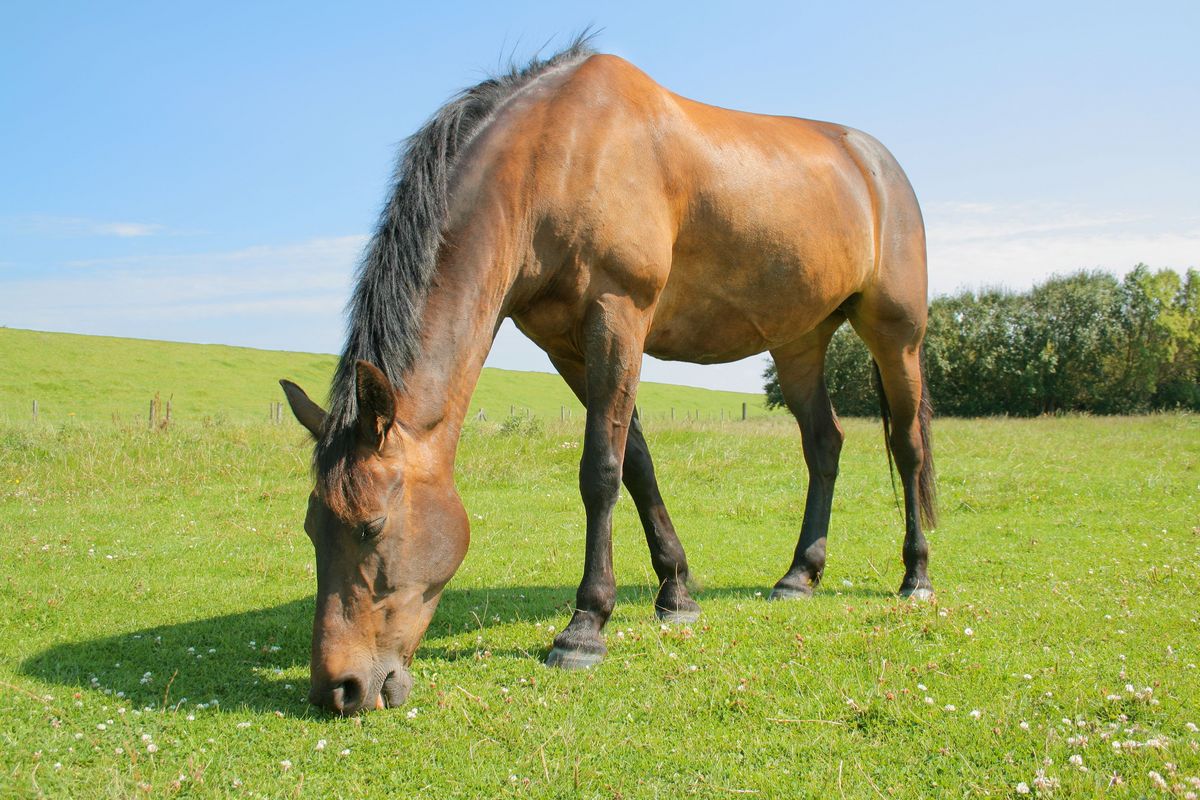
top-left (926, 202), bottom-right (1198, 295)
top-left (0, 235), bottom-right (366, 352)
top-left (2, 215), bottom-right (166, 238)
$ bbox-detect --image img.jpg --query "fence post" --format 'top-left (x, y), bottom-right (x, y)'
top-left (149, 399), bottom-right (156, 429)
top-left (742, 402), bottom-right (747, 421)
top-left (166, 400), bottom-right (172, 423)
top-left (670, 407), bottom-right (675, 421)
top-left (32, 400), bottom-right (38, 422)
top-left (477, 408), bottom-right (486, 421)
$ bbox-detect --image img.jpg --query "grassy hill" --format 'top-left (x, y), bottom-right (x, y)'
top-left (0, 327), bottom-right (775, 425)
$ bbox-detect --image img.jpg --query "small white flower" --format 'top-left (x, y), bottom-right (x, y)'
top-left (340, 748), bottom-right (351, 756)
top-left (316, 739), bottom-right (326, 751)
top-left (236, 721), bottom-right (251, 729)
top-left (1069, 754), bottom-right (1083, 767)
top-left (280, 760), bottom-right (292, 771)
top-left (963, 627), bottom-right (973, 636)
top-left (96, 723), bottom-right (106, 730)
top-left (146, 743), bottom-right (158, 753)
top-left (969, 709), bottom-right (982, 720)
top-left (1015, 782), bottom-right (1030, 795)
top-left (1019, 721), bottom-right (1030, 731)
top-left (943, 704), bottom-right (956, 712)
top-left (406, 707), bottom-right (420, 719)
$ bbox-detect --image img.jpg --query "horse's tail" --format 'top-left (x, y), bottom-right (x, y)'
top-left (873, 350), bottom-right (937, 529)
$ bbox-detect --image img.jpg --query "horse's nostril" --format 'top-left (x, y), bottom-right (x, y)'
top-left (330, 676), bottom-right (363, 715)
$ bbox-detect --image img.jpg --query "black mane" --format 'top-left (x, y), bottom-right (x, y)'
top-left (316, 35), bottom-right (595, 508)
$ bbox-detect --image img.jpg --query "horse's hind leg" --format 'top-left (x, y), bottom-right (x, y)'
top-left (849, 304), bottom-right (936, 599)
top-left (767, 316), bottom-right (846, 599)
top-left (549, 356), bottom-right (700, 624)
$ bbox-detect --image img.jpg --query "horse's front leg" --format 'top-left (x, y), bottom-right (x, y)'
top-left (546, 299), bottom-right (647, 669)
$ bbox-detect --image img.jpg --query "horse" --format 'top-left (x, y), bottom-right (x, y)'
top-left (280, 37), bottom-right (937, 716)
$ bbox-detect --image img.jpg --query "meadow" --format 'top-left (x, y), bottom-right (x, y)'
top-left (0, 332), bottom-right (1197, 798)
top-left (0, 328), bottom-right (770, 426)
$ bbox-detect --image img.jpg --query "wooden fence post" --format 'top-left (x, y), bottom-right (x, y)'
top-left (742, 402), bottom-right (747, 421)
top-left (149, 398), bottom-right (156, 429)
top-left (32, 400), bottom-right (38, 422)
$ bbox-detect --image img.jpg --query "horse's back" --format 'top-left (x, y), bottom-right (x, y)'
top-left (513, 54), bottom-right (925, 363)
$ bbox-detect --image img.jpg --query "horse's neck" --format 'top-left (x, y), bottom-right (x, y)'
top-left (391, 240), bottom-right (512, 458)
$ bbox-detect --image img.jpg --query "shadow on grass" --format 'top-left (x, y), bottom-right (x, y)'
top-left (20, 582), bottom-right (895, 715)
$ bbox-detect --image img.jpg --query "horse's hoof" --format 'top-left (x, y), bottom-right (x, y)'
top-left (655, 606), bottom-right (701, 624)
top-left (768, 586), bottom-right (814, 601)
top-left (545, 646), bottom-right (604, 670)
top-left (900, 587), bottom-right (934, 602)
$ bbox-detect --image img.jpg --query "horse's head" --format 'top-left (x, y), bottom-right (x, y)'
top-left (280, 361), bottom-right (468, 715)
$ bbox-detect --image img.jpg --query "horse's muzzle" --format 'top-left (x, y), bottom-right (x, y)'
top-left (310, 662), bottom-right (412, 716)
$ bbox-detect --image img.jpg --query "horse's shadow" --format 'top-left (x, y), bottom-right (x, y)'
top-left (20, 582), bottom-right (893, 716)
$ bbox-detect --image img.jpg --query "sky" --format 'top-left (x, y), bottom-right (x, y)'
top-left (2, 1), bottom-right (1197, 392)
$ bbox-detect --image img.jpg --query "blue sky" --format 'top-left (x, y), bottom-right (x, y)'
top-left (2, 1), bottom-right (1197, 391)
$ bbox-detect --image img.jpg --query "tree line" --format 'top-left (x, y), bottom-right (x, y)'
top-left (764, 266), bottom-right (1199, 416)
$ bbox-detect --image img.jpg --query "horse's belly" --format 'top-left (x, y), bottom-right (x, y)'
top-left (644, 254), bottom-right (856, 363)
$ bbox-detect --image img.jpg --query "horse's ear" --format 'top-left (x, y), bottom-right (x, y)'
top-left (354, 360), bottom-right (396, 449)
top-left (280, 379), bottom-right (326, 439)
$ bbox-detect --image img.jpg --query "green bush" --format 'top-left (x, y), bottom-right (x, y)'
top-left (763, 265), bottom-right (1200, 417)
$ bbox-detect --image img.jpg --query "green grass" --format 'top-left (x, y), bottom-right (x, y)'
top-left (1, 409), bottom-right (1197, 797)
top-left (0, 328), bottom-right (774, 425)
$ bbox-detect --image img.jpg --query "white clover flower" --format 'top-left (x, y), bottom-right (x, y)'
top-left (969, 709), bottom-right (982, 720)
top-left (316, 739), bottom-right (326, 751)
top-left (1015, 782), bottom-right (1030, 795)
top-left (280, 760), bottom-right (292, 771)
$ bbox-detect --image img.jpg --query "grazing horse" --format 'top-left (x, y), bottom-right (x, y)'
top-left (280, 38), bottom-right (936, 715)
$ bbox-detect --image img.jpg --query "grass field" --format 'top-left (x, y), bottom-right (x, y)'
top-left (0, 328), bottom-right (774, 426)
top-left (0, 334), bottom-right (1198, 798)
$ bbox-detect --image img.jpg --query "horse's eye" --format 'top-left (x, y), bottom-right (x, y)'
top-left (359, 517), bottom-right (387, 541)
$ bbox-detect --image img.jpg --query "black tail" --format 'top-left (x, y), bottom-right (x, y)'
top-left (873, 352), bottom-right (938, 529)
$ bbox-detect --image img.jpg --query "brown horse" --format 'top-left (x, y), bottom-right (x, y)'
top-left (280, 38), bottom-right (936, 715)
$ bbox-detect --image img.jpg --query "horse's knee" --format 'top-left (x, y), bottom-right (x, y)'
top-left (579, 450), bottom-right (621, 509)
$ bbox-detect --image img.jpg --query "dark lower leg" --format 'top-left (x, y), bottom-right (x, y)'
top-left (768, 331), bottom-right (844, 600)
top-left (551, 355), bottom-right (698, 623)
top-left (546, 437), bottom-right (621, 668)
top-left (875, 351), bottom-right (934, 598)
top-left (545, 313), bottom-right (644, 669)
top-left (625, 412), bottom-right (699, 621)
top-left (894, 427), bottom-right (933, 596)
top-left (771, 402), bottom-right (842, 598)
